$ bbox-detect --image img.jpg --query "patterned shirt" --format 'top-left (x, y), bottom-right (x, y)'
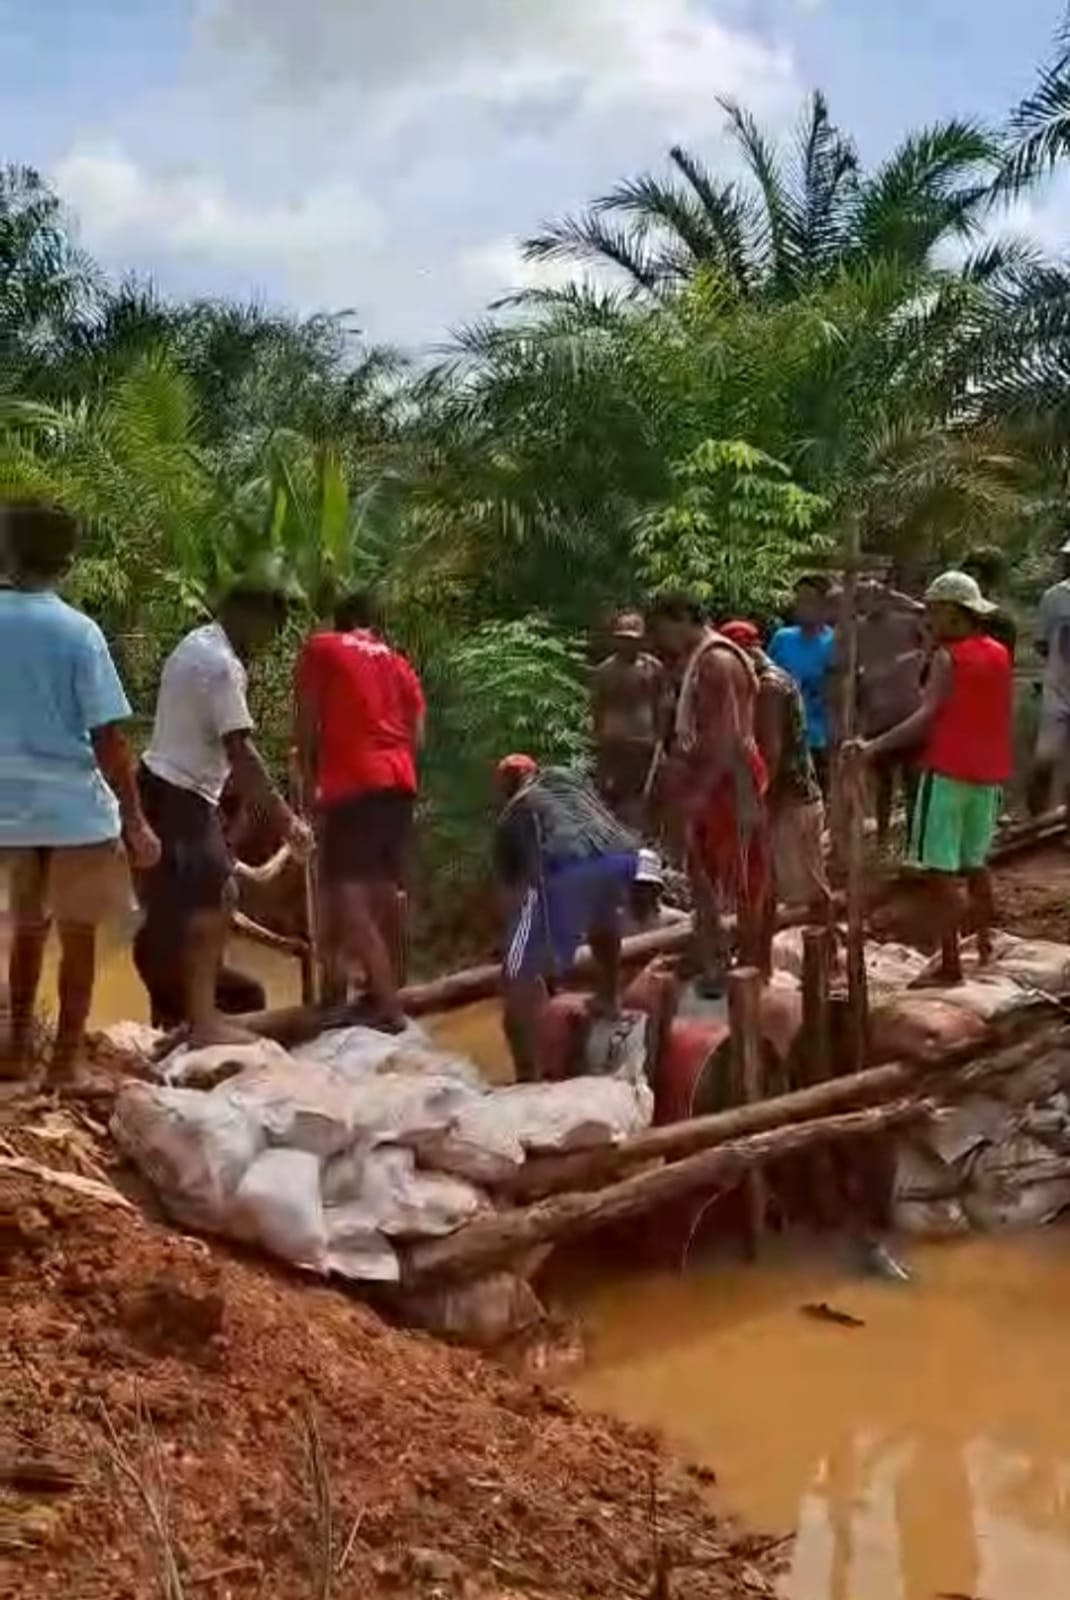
top-left (494, 766), bottom-right (638, 887)
top-left (756, 657), bottom-right (821, 806)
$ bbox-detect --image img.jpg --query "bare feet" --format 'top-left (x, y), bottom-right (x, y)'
top-left (187, 1018), bottom-right (261, 1051)
top-left (908, 968), bottom-right (965, 990)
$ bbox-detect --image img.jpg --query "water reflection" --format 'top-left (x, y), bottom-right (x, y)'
top-left (572, 1236), bottom-right (1070, 1600)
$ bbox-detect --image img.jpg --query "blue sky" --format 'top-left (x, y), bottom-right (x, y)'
top-left (2, 0), bottom-right (1067, 346)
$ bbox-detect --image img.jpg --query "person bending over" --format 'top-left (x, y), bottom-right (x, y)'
top-left (848, 572), bottom-right (1012, 985)
top-left (1, 501), bottom-right (159, 1081)
top-left (494, 756), bottom-right (638, 1081)
top-left (135, 571), bottom-right (310, 1047)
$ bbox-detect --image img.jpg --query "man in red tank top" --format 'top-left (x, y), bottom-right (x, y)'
top-left (848, 571), bottom-right (1012, 983)
top-left (295, 591), bottom-right (425, 1029)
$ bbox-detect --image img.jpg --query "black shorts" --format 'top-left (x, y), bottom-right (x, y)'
top-left (137, 764), bottom-right (232, 916)
top-left (320, 789), bottom-right (415, 885)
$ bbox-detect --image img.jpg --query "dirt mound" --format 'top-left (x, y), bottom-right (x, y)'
top-left (3, 1146), bottom-right (778, 1599)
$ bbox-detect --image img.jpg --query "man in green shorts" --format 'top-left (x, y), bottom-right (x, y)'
top-left (848, 571), bottom-right (1012, 983)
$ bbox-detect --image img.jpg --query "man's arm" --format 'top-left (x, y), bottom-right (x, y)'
top-left (91, 723), bottom-right (160, 869)
top-left (863, 649), bottom-right (952, 759)
top-left (74, 619), bottom-right (159, 868)
top-left (397, 655), bottom-right (426, 750)
top-left (223, 729), bottom-right (308, 853)
top-left (754, 680), bottom-right (784, 788)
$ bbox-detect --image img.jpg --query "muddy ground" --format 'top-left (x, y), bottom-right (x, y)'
top-left (870, 839), bottom-right (1070, 950)
top-left (2, 1103), bottom-right (780, 1600)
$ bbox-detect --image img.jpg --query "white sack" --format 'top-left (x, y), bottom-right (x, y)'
top-left (153, 1037), bottom-right (293, 1088)
top-left (229, 1147), bottom-right (327, 1271)
top-left (962, 1134), bottom-right (1070, 1231)
top-left (478, 1073), bottom-right (652, 1156)
top-left (358, 1146), bottom-right (484, 1238)
top-left (110, 1082), bottom-right (262, 1231)
top-left (323, 1202), bottom-right (400, 1282)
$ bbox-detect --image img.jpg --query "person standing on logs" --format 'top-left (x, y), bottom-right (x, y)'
top-left (591, 611), bottom-right (666, 831)
top-left (493, 755), bottom-right (638, 1081)
top-left (768, 574), bottom-right (837, 797)
top-left (2, 501), bottom-right (160, 1082)
top-left (295, 591), bottom-right (425, 1032)
top-left (1028, 537), bottom-right (1070, 819)
top-left (855, 576), bottom-right (926, 853)
top-left (647, 594), bottom-right (771, 992)
top-left (846, 571), bottom-right (1012, 984)
top-left (719, 620), bottom-right (833, 933)
top-left (135, 569), bottom-right (311, 1047)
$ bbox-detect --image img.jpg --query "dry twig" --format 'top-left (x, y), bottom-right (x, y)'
top-left (301, 1405), bottom-right (334, 1600)
top-left (98, 1390), bottom-right (185, 1600)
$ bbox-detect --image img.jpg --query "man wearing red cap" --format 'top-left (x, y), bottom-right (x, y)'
top-left (721, 620), bottom-right (832, 928)
top-left (591, 611), bottom-right (666, 830)
top-left (492, 755), bottom-right (638, 1079)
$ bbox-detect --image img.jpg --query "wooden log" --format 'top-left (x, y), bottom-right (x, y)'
top-left (800, 926), bottom-right (832, 1086)
top-left (401, 1098), bottom-right (927, 1287)
top-left (727, 967), bottom-right (766, 1253)
top-left (494, 1022), bottom-right (1070, 1200)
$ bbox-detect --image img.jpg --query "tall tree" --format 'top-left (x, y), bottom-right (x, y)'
top-left (523, 95), bottom-right (999, 302)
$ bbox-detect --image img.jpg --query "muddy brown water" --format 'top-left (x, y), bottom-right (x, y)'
top-left (66, 936), bottom-right (1070, 1600)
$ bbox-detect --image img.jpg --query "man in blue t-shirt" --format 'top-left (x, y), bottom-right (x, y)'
top-left (1, 502), bottom-right (159, 1082)
top-left (768, 574), bottom-right (837, 794)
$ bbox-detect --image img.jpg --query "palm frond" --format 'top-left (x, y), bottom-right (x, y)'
top-left (522, 212), bottom-right (662, 293)
top-left (720, 97), bottom-right (797, 290)
top-left (1001, 11), bottom-right (1070, 191)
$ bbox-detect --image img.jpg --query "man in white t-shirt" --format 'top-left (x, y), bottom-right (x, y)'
top-left (135, 577), bottom-right (310, 1045)
top-left (1029, 539), bottom-right (1070, 818)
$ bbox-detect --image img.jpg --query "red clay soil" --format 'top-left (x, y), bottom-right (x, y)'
top-left (869, 842), bottom-right (1070, 950)
top-left (2, 1139), bottom-right (779, 1600)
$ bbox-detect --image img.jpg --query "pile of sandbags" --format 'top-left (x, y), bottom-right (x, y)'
top-left (893, 1088), bottom-right (1070, 1237)
top-left (111, 1019), bottom-right (653, 1283)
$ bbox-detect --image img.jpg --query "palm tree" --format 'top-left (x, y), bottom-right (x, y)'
top-left (523, 94), bottom-right (999, 302)
top-left (0, 165), bottom-right (99, 373)
top-left (1001, 8), bottom-right (1070, 191)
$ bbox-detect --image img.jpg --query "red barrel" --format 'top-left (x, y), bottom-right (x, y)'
top-left (653, 1016), bottom-right (731, 1125)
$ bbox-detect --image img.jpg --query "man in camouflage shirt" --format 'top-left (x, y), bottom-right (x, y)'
top-left (493, 756), bottom-right (639, 1080)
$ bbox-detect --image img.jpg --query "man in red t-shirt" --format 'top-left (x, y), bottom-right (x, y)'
top-left (295, 591), bottom-right (425, 1028)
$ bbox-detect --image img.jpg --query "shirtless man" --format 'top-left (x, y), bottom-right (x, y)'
top-left (591, 611), bottom-right (665, 830)
top-left (646, 593), bottom-right (771, 989)
top-left (856, 577), bottom-right (926, 851)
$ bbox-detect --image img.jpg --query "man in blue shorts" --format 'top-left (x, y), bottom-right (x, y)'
top-left (493, 755), bottom-right (638, 1080)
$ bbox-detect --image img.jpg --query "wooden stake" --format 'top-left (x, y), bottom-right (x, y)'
top-left (727, 966), bottom-right (766, 1252)
top-left (839, 516), bottom-right (868, 1075)
top-left (800, 926), bottom-right (832, 1086)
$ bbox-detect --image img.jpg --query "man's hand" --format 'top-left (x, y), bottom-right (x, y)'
top-left (284, 813), bottom-right (314, 862)
top-left (125, 816), bottom-right (162, 871)
top-left (841, 737), bottom-right (872, 769)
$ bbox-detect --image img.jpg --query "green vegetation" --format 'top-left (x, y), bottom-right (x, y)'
top-left (5, 13), bottom-right (1070, 915)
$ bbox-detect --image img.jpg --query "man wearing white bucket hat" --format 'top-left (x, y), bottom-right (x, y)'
top-left (1030, 537), bottom-right (1070, 817)
top-left (847, 571), bottom-right (1012, 985)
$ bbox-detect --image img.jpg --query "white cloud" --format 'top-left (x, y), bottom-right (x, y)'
top-left (49, 3), bottom-right (802, 341)
top-left (53, 144), bottom-right (386, 309)
top-left (202, 0), bottom-right (795, 135)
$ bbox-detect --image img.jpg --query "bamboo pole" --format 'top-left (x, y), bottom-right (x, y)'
top-left (839, 518), bottom-right (869, 1074)
top-left (800, 925), bottom-right (832, 1086)
top-left (400, 1099), bottom-right (927, 1287)
top-left (727, 967), bottom-right (766, 1252)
